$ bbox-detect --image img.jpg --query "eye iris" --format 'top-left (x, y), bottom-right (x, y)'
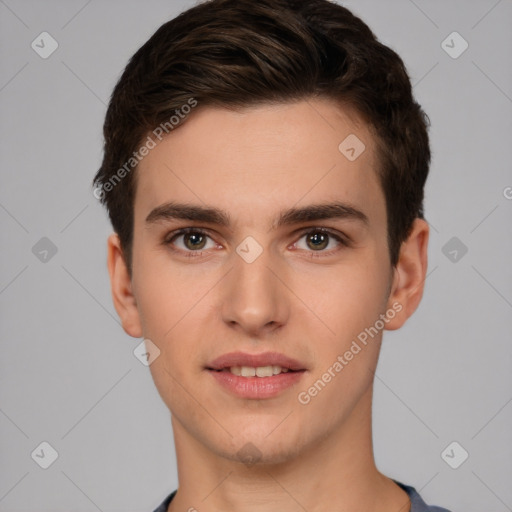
top-left (307, 232), bottom-right (328, 250)
top-left (185, 232), bottom-right (206, 250)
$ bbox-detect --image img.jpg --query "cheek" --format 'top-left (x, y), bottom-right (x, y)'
top-left (131, 246), bottom-right (213, 338)
top-left (293, 267), bottom-right (387, 431)
top-left (132, 255), bottom-right (217, 375)
top-left (291, 257), bottom-right (390, 408)
top-left (296, 258), bottom-right (391, 348)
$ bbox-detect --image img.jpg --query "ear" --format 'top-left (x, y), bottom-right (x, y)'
top-left (385, 218), bottom-right (429, 330)
top-left (107, 233), bottom-right (143, 338)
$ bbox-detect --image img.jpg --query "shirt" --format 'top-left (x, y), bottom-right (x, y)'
top-left (151, 480), bottom-right (452, 511)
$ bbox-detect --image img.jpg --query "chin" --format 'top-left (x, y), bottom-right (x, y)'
top-left (210, 426), bottom-right (306, 467)
top-left (222, 441), bottom-right (302, 467)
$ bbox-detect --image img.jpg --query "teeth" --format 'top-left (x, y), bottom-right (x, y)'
top-left (256, 366), bottom-right (273, 377)
top-left (241, 366), bottom-right (256, 377)
top-left (229, 365), bottom-right (290, 377)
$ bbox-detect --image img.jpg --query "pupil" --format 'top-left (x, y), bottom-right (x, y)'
top-left (308, 232), bottom-right (328, 250)
top-left (186, 233), bottom-right (205, 250)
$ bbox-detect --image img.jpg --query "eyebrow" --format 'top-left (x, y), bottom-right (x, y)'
top-left (145, 201), bottom-right (369, 230)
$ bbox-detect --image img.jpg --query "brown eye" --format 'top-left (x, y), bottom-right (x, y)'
top-left (165, 228), bottom-right (216, 254)
top-left (183, 232), bottom-right (207, 250)
top-left (305, 231), bottom-right (329, 251)
top-left (294, 228), bottom-right (347, 255)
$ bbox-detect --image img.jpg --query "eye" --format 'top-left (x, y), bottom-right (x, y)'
top-left (163, 226), bottom-right (348, 259)
top-left (164, 228), bottom-right (217, 256)
top-left (293, 228), bottom-right (347, 255)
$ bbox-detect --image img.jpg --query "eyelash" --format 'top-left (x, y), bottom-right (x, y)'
top-left (163, 227), bottom-right (349, 259)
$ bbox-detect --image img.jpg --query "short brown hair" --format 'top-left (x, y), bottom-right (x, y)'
top-left (93, 0), bottom-right (430, 271)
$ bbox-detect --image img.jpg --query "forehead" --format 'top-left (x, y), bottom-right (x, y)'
top-left (134, 99), bottom-right (385, 231)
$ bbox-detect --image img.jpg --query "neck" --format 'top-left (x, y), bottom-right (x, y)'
top-left (167, 386), bottom-right (410, 512)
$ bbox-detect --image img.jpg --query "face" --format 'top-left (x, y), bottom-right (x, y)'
top-left (109, 98), bottom-right (427, 465)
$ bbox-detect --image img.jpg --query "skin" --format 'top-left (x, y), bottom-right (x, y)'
top-left (107, 98), bottom-right (429, 512)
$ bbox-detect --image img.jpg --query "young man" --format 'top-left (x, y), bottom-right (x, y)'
top-left (93, 1), bottom-right (451, 510)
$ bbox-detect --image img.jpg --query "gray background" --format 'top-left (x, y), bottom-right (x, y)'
top-left (1, 0), bottom-right (511, 510)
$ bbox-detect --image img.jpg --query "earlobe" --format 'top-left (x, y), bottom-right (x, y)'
top-left (107, 233), bottom-right (143, 338)
top-left (385, 218), bottom-right (429, 331)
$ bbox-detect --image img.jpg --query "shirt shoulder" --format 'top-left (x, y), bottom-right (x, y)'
top-left (152, 490), bottom-right (176, 512)
top-left (152, 483), bottom-right (452, 512)
top-left (394, 480), bottom-right (452, 512)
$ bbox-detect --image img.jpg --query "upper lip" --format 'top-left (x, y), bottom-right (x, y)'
top-left (207, 351), bottom-right (306, 371)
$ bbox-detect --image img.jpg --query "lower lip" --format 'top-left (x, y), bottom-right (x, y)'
top-left (207, 369), bottom-right (306, 399)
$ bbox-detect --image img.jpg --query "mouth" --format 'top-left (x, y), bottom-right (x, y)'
top-left (209, 365), bottom-right (299, 377)
top-left (205, 352), bottom-right (307, 399)
top-left (206, 351), bottom-right (306, 372)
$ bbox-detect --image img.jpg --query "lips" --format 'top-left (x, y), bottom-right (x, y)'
top-left (205, 351), bottom-right (307, 399)
top-left (206, 351), bottom-right (306, 372)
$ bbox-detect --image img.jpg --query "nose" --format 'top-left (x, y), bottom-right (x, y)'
top-left (220, 244), bottom-right (290, 338)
